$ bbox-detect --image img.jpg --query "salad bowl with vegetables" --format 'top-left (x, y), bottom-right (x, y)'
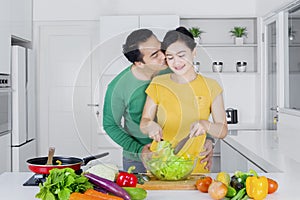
top-left (142, 141), bottom-right (196, 181)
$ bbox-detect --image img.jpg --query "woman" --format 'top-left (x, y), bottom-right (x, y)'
top-left (140, 27), bottom-right (228, 172)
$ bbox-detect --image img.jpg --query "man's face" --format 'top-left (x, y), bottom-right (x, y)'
top-left (138, 35), bottom-right (167, 71)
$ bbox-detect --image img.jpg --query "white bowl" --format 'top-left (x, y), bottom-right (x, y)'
top-left (212, 65), bottom-right (223, 72)
top-left (236, 66), bottom-right (247, 72)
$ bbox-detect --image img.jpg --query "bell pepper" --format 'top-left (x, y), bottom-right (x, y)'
top-left (116, 166), bottom-right (138, 187)
top-left (246, 169), bottom-right (268, 200)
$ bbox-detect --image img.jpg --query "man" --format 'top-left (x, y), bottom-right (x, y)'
top-left (103, 29), bottom-right (214, 172)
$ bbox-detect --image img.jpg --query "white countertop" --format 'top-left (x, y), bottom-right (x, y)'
top-left (1, 130), bottom-right (300, 199)
top-left (0, 172), bottom-right (295, 200)
top-left (223, 130), bottom-right (300, 173)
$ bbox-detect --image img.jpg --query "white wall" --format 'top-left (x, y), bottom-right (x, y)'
top-left (256, 0), bottom-right (294, 16)
top-left (33, 0), bottom-right (256, 21)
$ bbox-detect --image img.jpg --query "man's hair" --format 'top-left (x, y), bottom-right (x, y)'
top-left (123, 29), bottom-right (155, 63)
top-left (161, 26), bottom-right (196, 52)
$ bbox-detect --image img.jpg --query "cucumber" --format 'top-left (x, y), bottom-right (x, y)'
top-left (122, 187), bottom-right (147, 200)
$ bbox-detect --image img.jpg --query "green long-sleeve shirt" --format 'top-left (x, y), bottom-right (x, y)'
top-left (103, 66), bottom-right (152, 161)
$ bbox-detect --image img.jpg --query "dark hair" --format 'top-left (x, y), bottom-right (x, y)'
top-left (123, 29), bottom-right (155, 63)
top-left (162, 26), bottom-right (196, 52)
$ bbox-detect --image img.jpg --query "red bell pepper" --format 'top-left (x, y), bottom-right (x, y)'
top-left (116, 166), bottom-right (138, 187)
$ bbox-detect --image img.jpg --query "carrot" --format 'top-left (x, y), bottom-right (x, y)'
top-left (69, 192), bottom-right (100, 200)
top-left (85, 189), bottom-right (124, 200)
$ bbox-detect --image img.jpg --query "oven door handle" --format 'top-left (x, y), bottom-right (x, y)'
top-left (0, 88), bottom-right (12, 92)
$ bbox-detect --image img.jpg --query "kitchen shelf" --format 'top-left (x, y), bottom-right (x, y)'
top-left (198, 43), bottom-right (257, 47)
top-left (200, 71), bottom-right (260, 75)
top-left (289, 43), bottom-right (300, 47)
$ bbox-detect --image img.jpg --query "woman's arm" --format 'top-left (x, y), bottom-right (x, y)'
top-left (140, 96), bottom-right (162, 142)
top-left (190, 93), bottom-right (228, 139)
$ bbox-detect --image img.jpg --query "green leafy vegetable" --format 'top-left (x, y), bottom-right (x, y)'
top-left (35, 168), bottom-right (93, 200)
top-left (146, 141), bottom-right (194, 180)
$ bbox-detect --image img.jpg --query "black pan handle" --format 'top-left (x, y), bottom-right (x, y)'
top-left (82, 152), bottom-right (109, 165)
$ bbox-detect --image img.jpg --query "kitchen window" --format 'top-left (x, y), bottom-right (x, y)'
top-left (287, 5), bottom-right (300, 111)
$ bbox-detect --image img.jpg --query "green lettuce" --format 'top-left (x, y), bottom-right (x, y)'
top-left (146, 141), bottom-right (194, 181)
top-left (35, 168), bottom-right (93, 200)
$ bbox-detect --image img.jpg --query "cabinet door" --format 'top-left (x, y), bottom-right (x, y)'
top-left (0, 133), bottom-right (12, 173)
top-left (221, 140), bottom-right (264, 173)
top-left (27, 49), bottom-right (36, 140)
top-left (220, 140), bottom-right (248, 172)
top-left (0, 0), bottom-right (11, 74)
top-left (139, 15), bottom-right (179, 41)
top-left (11, 0), bottom-right (32, 41)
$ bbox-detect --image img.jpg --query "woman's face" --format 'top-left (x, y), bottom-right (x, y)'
top-left (165, 40), bottom-right (196, 76)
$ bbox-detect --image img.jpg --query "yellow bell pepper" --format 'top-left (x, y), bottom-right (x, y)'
top-left (246, 169), bottom-right (268, 200)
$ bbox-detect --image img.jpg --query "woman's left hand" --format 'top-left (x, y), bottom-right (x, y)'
top-left (189, 120), bottom-right (209, 137)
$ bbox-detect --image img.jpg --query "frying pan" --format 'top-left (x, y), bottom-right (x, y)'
top-left (26, 152), bottom-right (109, 174)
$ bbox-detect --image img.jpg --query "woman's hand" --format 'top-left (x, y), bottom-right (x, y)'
top-left (146, 121), bottom-right (163, 142)
top-left (189, 120), bottom-right (210, 137)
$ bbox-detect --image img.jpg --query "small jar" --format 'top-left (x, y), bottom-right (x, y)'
top-left (193, 61), bottom-right (200, 73)
top-left (236, 61), bottom-right (247, 72)
top-left (212, 61), bottom-right (223, 72)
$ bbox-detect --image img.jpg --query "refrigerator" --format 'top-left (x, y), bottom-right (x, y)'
top-left (11, 45), bottom-right (36, 172)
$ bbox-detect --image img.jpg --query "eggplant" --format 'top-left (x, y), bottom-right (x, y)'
top-left (230, 175), bottom-right (244, 191)
top-left (84, 173), bottom-right (131, 200)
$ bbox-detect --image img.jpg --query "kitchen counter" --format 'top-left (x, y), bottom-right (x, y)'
top-left (0, 171), bottom-right (298, 200)
top-left (1, 130), bottom-right (300, 199)
top-left (223, 130), bottom-right (300, 173)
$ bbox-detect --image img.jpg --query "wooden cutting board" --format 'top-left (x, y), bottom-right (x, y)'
top-left (136, 174), bottom-right (205, 190)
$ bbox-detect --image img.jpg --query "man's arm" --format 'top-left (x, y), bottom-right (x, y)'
top-left (103, 84), bottom-right (145, 157)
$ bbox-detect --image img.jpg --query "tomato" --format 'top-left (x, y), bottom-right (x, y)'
top-left (195, 176), bottom-right (212, 193)
top-left (267, 178), bottom-right (278, 194)
top-left (208, 181), bottom-right (228, 200)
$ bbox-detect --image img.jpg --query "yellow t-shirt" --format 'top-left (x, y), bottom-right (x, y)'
top-left (146, 74), bottom-right (222, 173)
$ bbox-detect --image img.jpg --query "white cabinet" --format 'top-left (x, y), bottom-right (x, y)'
top-left (139, 15), bottom-right (180, 41)
top-left (99, 16), bottom-right (139, 43)
top-left (0, 0), bottom-right (11, 74)
top-left (99, 15), bottom-right (179, 43)
top-left (220, 140), bottom-right (263, 173)
top-left (11, 0), bottom-right (32, 41)
top-left (0, 132), bottom-right (11, 174)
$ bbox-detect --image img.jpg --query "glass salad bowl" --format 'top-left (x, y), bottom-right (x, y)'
top-left (141, 141), bottom-right (196, 181)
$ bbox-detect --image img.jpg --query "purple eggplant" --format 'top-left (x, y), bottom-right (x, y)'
top-left (84, 173), bottom-right (131, 200)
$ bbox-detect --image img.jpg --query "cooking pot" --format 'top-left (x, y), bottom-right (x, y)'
top-left (26, 152), bottom-right (109, 174)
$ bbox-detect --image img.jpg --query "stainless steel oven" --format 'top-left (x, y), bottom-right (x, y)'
top-left (0, 74), bottom-right (11, 134)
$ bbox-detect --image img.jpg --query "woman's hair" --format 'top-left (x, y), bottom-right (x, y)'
top-left (162, 26), bottom-right (196, 52)
top-left (123, 29), bottom-right (154, 63)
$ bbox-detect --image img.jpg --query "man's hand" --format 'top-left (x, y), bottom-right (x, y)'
top-left (141, 143), bottom-right (151, 155)
top-left (199, 139), bottom-right (214, 171)
top-left (140, 144), bottom-right (152, 167)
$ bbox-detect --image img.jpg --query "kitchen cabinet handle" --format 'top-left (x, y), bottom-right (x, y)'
top-left (270, 106), bottom-right (279, 112)
top-left (87, 104), bottom-right (99, 107)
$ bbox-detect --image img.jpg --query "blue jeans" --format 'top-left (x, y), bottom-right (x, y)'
top-left (122, 157), bottom-right (146, 173)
